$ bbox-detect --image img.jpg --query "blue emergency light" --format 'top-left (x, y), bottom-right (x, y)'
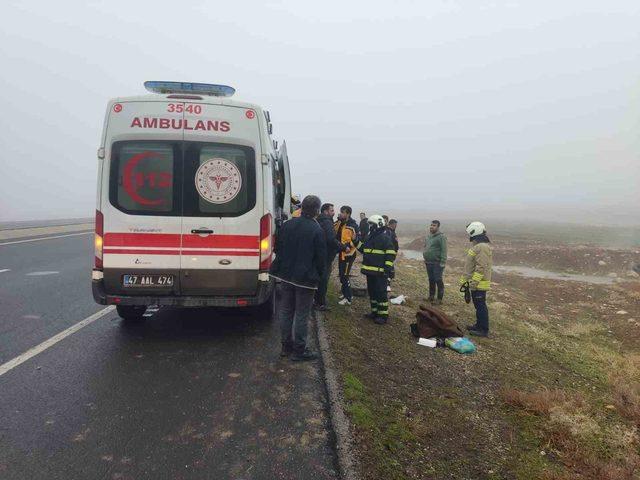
top-left (144, 81), bottom-right (235, 97)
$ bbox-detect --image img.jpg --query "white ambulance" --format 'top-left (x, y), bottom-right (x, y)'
top-left (92, 82), bottom-right (291, 321)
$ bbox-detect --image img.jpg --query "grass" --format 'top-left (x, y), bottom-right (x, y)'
top-left (322, 236), bottom-right (640, 480)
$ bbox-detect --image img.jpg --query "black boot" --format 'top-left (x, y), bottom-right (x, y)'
top-left (467, 326), bottom-right (489, 337)
top-left (363, 312), bottom-right (377, 320)
top-left (291, 348), bottom-right (319, 362)
top-left (280, 341), bottom-right (294, 357)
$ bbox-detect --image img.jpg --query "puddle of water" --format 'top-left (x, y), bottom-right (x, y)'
top-left (492, 265), bottom-right (614, 285)
top-left (402, 250), bottom-right (424, 261)
top-left (402, 250), bottom-right (614, 285)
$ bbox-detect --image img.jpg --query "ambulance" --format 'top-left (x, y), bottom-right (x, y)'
top-left (92, 81), bottom-right (291, 321)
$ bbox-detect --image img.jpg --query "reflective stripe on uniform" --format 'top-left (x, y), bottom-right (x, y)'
top-left (362, 265), bottom-right (384, 272)
top-left (385, 250), bottom-right (397, 255)
top-left (476, 280), bottom-right (491, 290)
top-left (467, 249), bottom-right (476, 256)
top-left (471, 272), bottom-right (483, 282)
top-left (385, 261), bottom-right (394, 266)
top-left (363, 248), bottom-right (386, 254)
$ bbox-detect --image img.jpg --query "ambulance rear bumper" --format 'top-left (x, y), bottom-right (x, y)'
top-left (92, 277), bottom-right (274, 307)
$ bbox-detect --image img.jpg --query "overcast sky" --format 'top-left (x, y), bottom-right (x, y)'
top-left (1, 0), bottom-right (638, 225)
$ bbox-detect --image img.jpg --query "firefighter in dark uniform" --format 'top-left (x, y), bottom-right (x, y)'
top-left (356, 215), bottom-right (397, 325)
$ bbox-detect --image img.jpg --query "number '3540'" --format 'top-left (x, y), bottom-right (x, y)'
top-left (167, 103), bottom-right (202, 114)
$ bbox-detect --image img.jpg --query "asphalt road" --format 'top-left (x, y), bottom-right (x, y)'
top-left (0, 233), bottom-right (338, 480)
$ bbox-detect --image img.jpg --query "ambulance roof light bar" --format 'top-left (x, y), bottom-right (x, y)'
top-left (144, 81), bottom-right (235, 97)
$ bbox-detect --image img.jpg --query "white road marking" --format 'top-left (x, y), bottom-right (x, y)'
top-left (0, 269), bottom-right (10, 274)
top-left (0, 306), bottom-right (116, 377)
top-left (143, 306), bottom-right (160, 317)
top-left (26, 271), bottom-right (60, 276)
top-left (0, 231), bottom-right (92, 246)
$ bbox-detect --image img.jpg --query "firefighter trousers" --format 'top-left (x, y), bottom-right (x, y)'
top-left (366, 275), bottom-right (388, 319)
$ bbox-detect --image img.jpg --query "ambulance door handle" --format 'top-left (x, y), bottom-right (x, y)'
top-left (191, 228), bottom-right (213, 235)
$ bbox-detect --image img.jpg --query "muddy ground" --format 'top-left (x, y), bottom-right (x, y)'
top-left (323, 231), bottom-right (640, 480)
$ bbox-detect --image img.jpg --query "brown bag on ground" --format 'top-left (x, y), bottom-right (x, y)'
top-left (412, 304), bottom-right (464, 338)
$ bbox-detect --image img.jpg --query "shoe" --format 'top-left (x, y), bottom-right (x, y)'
top-left (315, 304), bottom-right (330, 312)
top-left (291, 349), bottom-right (319, 362)
top-left (280, 342), bottom-right (294, 357)
top-left (387, 286), bottom-right (392, 292)
top-left (410, 323), bottom-right (420, 337)
top-left (363, 312), bottom-right (377, 320)
top-left (466, 324), bottom-right (479, 331)
top-left (467, 327), bottom-right (489, 337)
top-left (374, 317), bottom-right (388, 325)
top-left (338, 294), bottom-right (345, 300)
top-left (338, 298), bottom-right (352, 306)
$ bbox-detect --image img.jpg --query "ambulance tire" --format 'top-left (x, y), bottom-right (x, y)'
top-left (117, 305), bottom-right (147, 323)
top-left (256, 290), bottom-right (276, 320)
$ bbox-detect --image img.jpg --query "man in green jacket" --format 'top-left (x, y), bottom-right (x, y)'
top-left (422, 220), bottom-right (447, 304)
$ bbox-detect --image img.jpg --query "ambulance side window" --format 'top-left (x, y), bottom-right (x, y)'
top-left (109, 142), bottom-right (180, 215)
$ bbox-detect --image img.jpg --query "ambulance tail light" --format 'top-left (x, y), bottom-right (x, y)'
top-left (259, 213), bottom-right (273, 271)
top-left (95, 210), bottom-right (104, 270)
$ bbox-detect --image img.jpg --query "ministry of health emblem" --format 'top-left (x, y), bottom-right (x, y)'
top-left (195, 158), bottom-right (242, 204)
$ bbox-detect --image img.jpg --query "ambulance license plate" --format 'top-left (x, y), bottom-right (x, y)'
top-left (123, 274), bottom-right (174, 287)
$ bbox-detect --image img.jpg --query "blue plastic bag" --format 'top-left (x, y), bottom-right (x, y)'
top-left (445, 337), bottom-right (476, 354)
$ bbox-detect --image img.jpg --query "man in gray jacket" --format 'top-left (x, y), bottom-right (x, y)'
top-left (423, 220), bottom-right (447, 304)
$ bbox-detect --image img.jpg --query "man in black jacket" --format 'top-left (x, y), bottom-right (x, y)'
top-left (356, 214), bottom-right (397, 325)
top-left (270, 195), bottom-right (327, 361)
top-left (314, 203), bottom-right (346, 311)
top-left (359, 212), bottom-right (369, 242)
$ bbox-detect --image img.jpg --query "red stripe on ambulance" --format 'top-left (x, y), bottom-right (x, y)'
top-left (104, 233), bottom-right (259, 250)
top-left (103, 248), bottom-right (258, 257)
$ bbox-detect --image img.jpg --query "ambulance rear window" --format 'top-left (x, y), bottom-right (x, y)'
top-left (183, 143), bottom-right (256, 217)
top-left (109, 142), bottom-right (180, 216)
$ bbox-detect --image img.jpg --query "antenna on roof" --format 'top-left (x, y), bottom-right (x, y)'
top-left (144, 81), bottom-right (235, 97)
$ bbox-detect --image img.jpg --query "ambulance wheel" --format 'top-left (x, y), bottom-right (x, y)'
top-left (257, 291), bottom-right (276, 320)
top-left (117, 305), bottom-right (147, 323)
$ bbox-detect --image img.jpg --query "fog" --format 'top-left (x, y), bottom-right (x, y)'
top-left (0, 1), bottom-right (638, 226)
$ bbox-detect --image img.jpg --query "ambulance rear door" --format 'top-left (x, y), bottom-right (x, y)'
top-left (179, 103), bottom-right (262, 295)
top-left (101, 100), bottom-right (184, 296)
top-left (276, 141), bottom-right (292, 220)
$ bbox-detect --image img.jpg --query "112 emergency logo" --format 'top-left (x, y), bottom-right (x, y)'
top-left (195, 158), bottom-right (242, 204)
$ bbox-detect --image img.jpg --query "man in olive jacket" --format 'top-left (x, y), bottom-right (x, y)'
top-left (423, 220), bottom-right (447, 304)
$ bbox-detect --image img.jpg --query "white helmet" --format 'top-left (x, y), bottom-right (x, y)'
top-left (368, 214), bottom-right (385, 229)
top-left (466, 221), bottom-right (486, 238)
